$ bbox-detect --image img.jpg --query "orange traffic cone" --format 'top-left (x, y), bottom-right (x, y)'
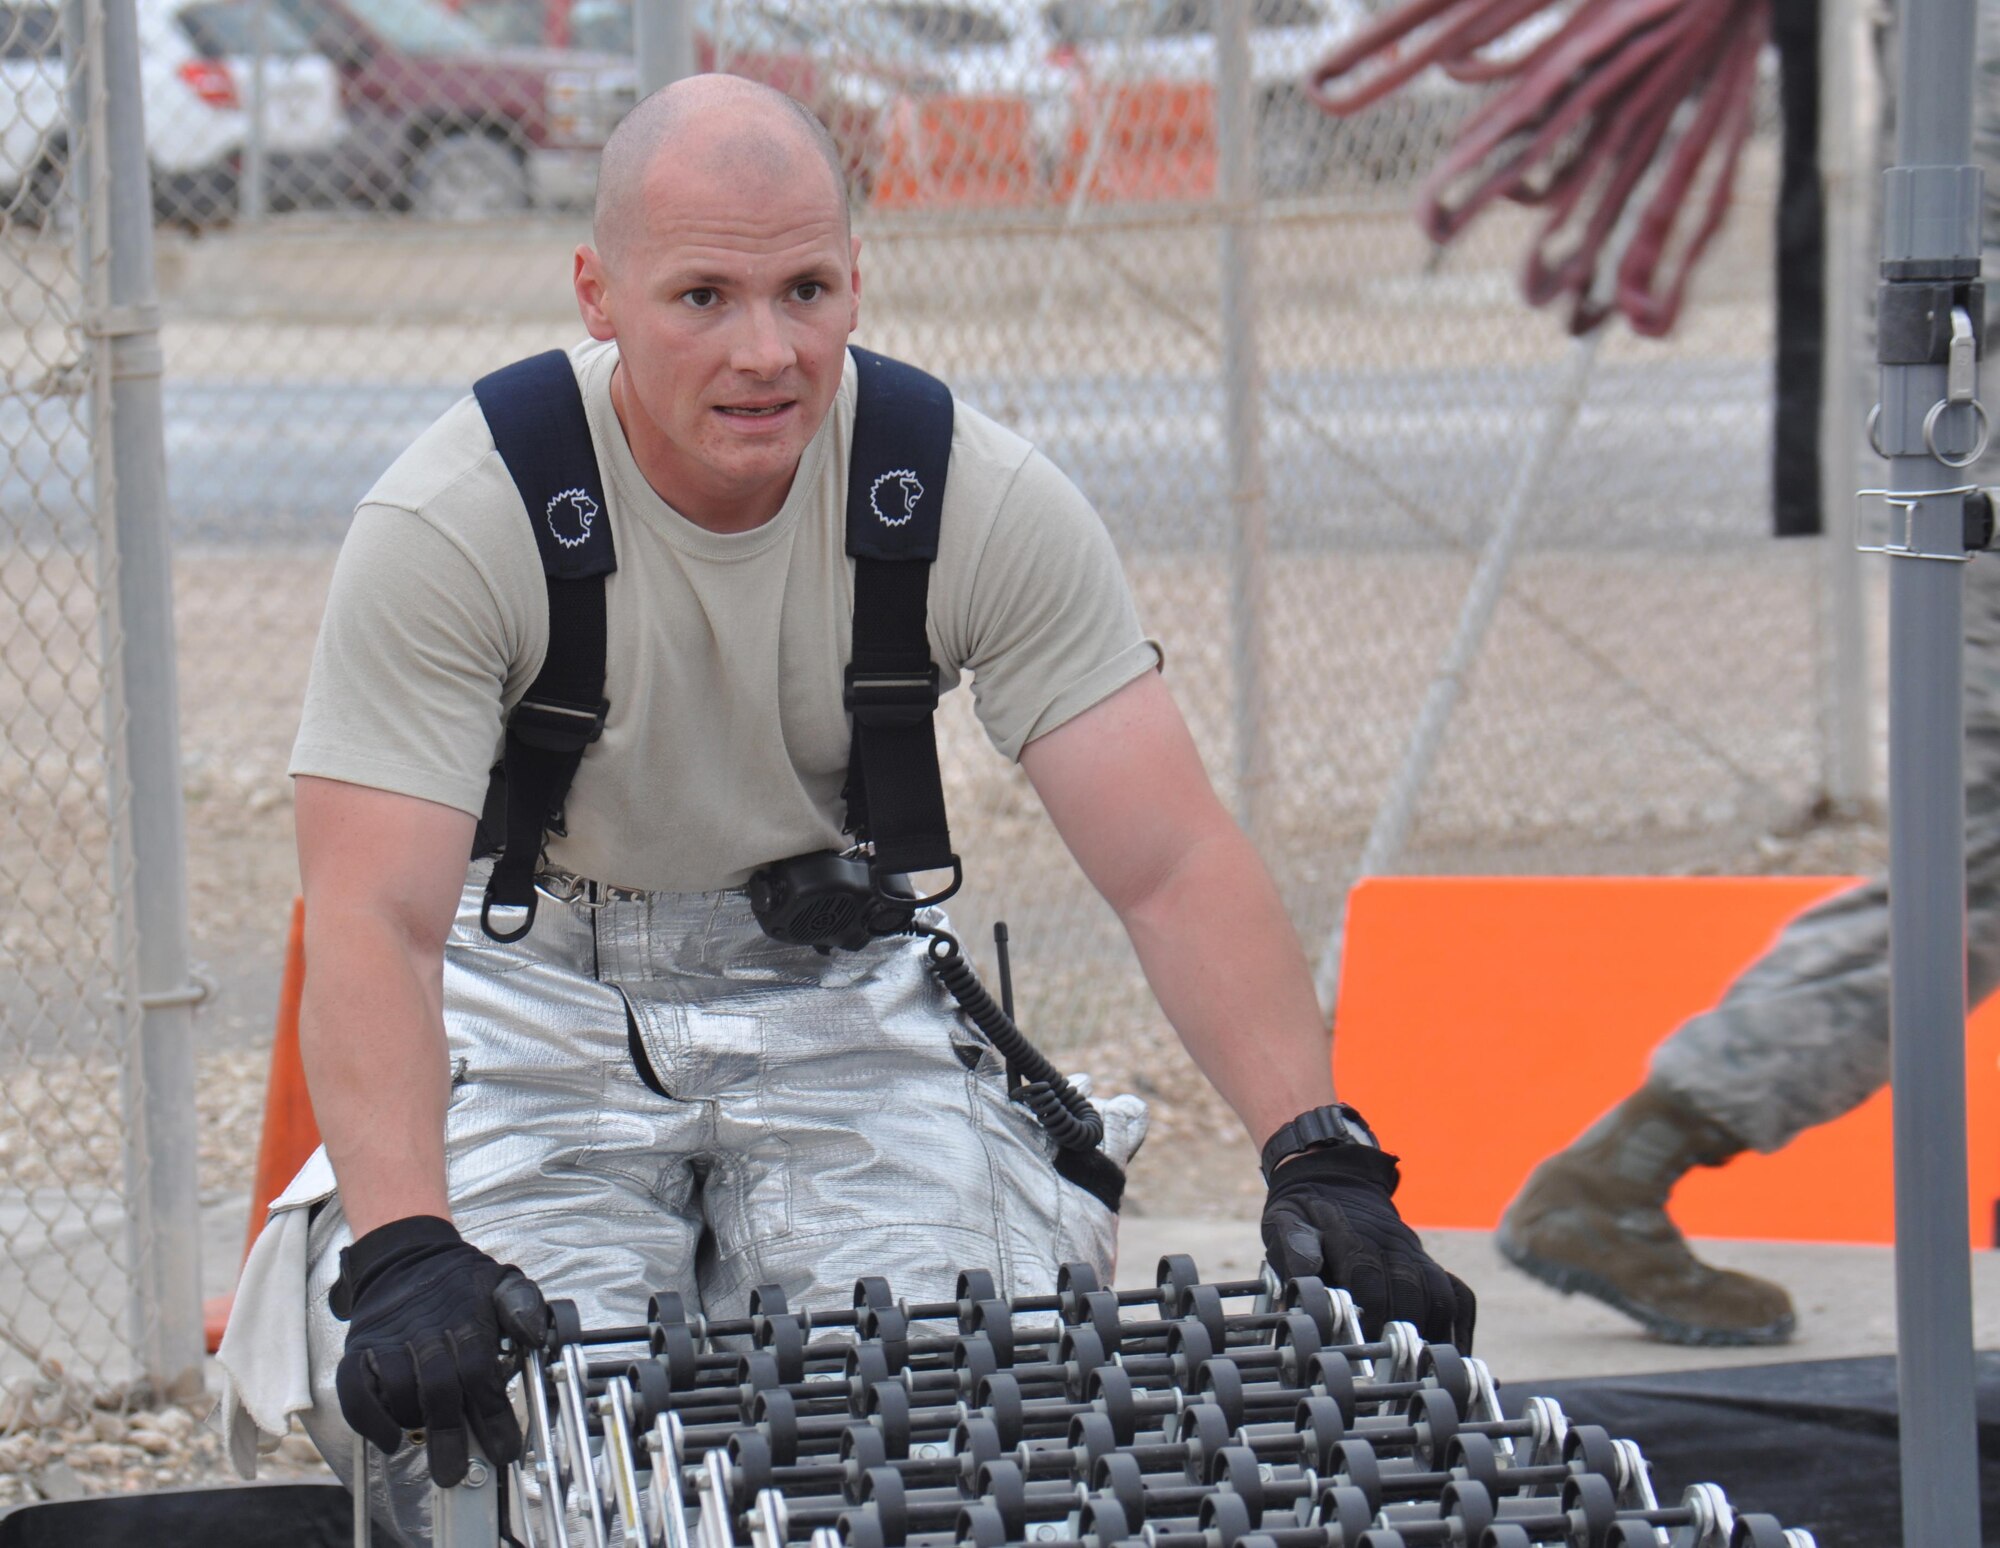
top-left (204, 896), bottom-right (320, 1353)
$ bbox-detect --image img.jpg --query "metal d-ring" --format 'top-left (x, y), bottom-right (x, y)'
top-left (1922, 396), bottom-right (1991, 468)
top-left (1867, 403), bottom-right (1887, 459)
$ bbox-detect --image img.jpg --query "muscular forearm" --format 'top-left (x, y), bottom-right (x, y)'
top-left (1021, 673), bottom-right (1335, 1149)
top-left (298, 903), bottom-right (453, 1237)
top-left (1118, 820), bottom-right (1335, 1148)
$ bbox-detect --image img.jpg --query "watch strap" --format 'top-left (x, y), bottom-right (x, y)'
top-left (1260, 1102), bottom-right (1379, 1183)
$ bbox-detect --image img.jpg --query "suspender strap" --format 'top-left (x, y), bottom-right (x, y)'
top-left (843, 347), bottom-right (959, 891)
top-left (472, 350), bottom-right (616, 941)
top-left (468, 345), bottom-right (955, 938)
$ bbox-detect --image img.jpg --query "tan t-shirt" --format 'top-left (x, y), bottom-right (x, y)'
top-left (290, 341), bottom-right (1159, 892)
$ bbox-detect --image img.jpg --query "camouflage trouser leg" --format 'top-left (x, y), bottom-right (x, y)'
top-left (1649, 552), bottom-right (2000, 1152)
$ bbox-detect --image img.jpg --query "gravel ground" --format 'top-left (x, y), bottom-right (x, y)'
top-left (0, 1388), bottom-right (333, 1511)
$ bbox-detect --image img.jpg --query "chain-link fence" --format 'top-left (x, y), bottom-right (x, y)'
top-left (4, 0), bottom-right (1859, 1397)
top-left (1, 0), bottom-right (166, 1407)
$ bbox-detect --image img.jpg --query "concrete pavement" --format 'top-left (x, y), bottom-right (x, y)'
top-left (1115, 1215), bottom-right (2000, 1384)
top-left (182, 1195), bottom-right (2000, 1388)
top-left (0, 1186), bottom-right (1965, 1398)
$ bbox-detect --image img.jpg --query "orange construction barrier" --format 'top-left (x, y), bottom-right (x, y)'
top-left (870, 96), bottom-right (1043, 210)
top-left (1332, 876), bottom-right (2000, 1247)
top-left (203, 896), bottom-right (320, 1352)
top-left (1055, 81), bottom-right (1218, 205)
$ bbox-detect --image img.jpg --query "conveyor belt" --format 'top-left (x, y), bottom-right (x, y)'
top-left (400, 1257), bottom-right (1815, 1548)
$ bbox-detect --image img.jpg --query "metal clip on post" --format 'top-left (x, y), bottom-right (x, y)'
top-left (1855, 483), bottom-right (1983, 561)
top-left (1923, 306), bottom-right (1991, 464)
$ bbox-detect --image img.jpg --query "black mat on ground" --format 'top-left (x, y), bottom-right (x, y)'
top-left (1503, 1352), bottom-right (2000, 1546)
top-left (0, 1481), bottom-right (350, 1547)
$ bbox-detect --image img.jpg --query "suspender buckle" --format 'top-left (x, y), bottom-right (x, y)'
top-left (508, 695), bottom-right (609, 752)
top-left (843, 663), bottom-right (940, 730)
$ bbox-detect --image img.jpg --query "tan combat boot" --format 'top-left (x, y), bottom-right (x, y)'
top-left (1496, 1084), bottom-right (1796, 1345)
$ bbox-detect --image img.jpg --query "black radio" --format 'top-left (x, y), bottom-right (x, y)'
top-left (746, 851), bottom-right (915, 952)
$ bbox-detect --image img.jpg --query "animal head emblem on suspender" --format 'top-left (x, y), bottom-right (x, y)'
top-left (869, 469), bottom-right (925, 528)
top-left (546, 488), bottom-right (600, 550)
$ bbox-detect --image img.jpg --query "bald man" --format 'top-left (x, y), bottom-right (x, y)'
top-left (232, 76), bottom-right (1470, 1542)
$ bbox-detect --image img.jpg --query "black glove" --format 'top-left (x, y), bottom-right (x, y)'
top-left (331, 1214), bottom-right (552, 1487)
top-left (1260, 1146), bottom-right (1477, 1353)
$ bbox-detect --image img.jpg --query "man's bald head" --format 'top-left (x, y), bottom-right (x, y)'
top-left (593, 75), bottom-right (849, 273)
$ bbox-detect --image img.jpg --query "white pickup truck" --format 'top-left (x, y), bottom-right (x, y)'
top-left (1, 0), bottom-right (346, 226)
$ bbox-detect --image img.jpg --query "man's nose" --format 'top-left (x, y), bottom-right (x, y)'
top-left (732, 304), bottom-right (796, 378)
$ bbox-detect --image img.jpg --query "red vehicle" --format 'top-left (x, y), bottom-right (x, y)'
top-left (271, 0), bottom-right (637, 217)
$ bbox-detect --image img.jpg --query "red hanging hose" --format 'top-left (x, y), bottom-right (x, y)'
top-left (1308, 0), bottom-right (1770, 335)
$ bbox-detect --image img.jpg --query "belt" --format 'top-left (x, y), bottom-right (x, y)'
top-left (533, 867), bottom-right (653, 909)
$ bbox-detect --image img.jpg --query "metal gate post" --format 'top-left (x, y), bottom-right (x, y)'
top-left (1874, 0), bottom-right (1986, 1527)
top-left (90, 0), bottom-right (206, 1400)
top-left (1217, 2), bottom-right (1271, 845)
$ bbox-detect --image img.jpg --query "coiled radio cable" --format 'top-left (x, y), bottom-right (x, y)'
top-left (916, 928), bottom-right (1105, 1154)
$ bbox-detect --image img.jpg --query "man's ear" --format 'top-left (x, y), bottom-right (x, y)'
top-left (848, 235), bottom-right (862, 334)
top-left (575, 245), bottom-right (617, 341)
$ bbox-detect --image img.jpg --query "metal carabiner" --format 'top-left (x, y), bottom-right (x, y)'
top-left (1922, 306), bottom-right (1991, 468)
top-left (536, 870), bottom-right (649, 913)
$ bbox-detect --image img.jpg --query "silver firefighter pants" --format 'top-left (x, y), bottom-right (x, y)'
top-left (298, 870), bottom-right (1149, 1544)
top-left (1649, 548), bottom-right (2000, 1151)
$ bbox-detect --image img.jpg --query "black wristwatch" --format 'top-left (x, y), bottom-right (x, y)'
top-left (1259, 1102), bottom-right (1380, 1184)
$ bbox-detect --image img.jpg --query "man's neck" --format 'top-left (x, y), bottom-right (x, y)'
top-left (608, 361), bottom-right (795, 534)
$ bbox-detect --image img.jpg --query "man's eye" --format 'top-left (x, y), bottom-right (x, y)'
top-left (794, 282), bottom-right (825, 302)
top-left (682, 288), bottom-right (717, 309)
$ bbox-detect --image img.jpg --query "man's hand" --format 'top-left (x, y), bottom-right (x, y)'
top-left (332, 1215), bottom-right (551, 1487)
top-left (1261, 1147), bottom-right (1477, 1353)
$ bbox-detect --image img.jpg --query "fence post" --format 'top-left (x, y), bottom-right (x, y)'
top-left (633, 0), bottom-right (694, 98)
top-left (1216, 4), bottom-right (1270, 844)
top-left (242, 0), bottom-right (270, 222)
top-left (91, 0), bottom-right (206, 1401)
top-left (1820, 0), bottom-right (1872, 810)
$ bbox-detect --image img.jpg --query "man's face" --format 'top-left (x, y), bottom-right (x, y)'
top-left (574, 147), bottom-right (859, 531)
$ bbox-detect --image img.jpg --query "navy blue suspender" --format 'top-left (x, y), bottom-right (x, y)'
top-left (469, 345), bottom-right (958, 939)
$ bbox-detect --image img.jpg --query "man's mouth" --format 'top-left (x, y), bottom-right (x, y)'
top-left (717, 402), bottom-right (792, 418)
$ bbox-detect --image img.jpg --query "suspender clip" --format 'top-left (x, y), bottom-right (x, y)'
top-left (843, 664), bottom-right (940, 730)
top-left (508, 695), bottom-right (609, 752)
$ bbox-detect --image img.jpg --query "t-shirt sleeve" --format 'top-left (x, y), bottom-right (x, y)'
top-left (957, 449), bottom-right (1161, 761)
top-left (288, 502), bottom-right (531, 816)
